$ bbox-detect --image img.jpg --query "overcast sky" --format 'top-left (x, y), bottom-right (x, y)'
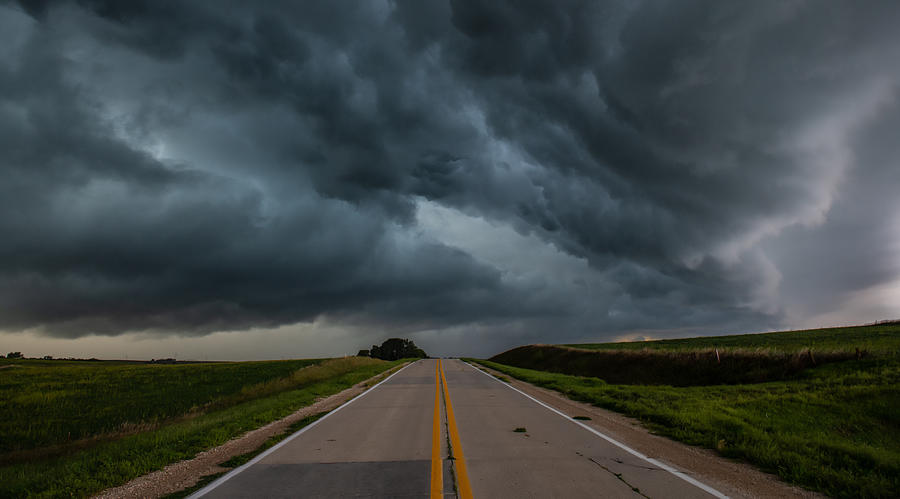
top-left (1, 0), bottom-right (898, 359)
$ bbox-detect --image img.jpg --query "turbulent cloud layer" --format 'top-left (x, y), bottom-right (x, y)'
top-left (1, 0), bottom-right (898, 347)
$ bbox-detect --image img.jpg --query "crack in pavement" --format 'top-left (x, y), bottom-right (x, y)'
top-left (588, 457), bottom-right (653, 499)
top-left (573, 451), bottom-right (653, 498)
top-left (574, 450), bottom-right (663, 473)
top-left (596, 455), bottom-right (664, 472)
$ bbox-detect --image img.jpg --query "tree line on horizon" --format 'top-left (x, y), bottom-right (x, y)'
top-left (357, 338), bottom-right (427, 361)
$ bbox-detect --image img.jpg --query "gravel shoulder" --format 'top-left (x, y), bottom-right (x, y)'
top-left (92, 363), bottom-right (407, 499)
top-left (470, 362), bottom-right (824, 499)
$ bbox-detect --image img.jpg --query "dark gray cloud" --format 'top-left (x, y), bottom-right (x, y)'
top-left (0, 0), bottom-right (898, 346)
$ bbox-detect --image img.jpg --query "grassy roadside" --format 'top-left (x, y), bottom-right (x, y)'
top-left (0, 357), bottom-right (405, 498)
top-left (471, 358), bottom-right (900, 499)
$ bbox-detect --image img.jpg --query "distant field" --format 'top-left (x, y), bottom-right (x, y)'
top-left (0, 358), bottom-right (322, 455)
top-left (0, 356), bottom-right (404, 498)
top-left (567, 322), bottom-right (900, 354)
top-left (477, 323), bottom-right (900, 498)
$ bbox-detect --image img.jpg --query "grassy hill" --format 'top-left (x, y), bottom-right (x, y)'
top-left (491, 323), bottom-right (899, 386)
top-left (476, 323), bottom-right (900, 498)
top-left (567, 322), bottom-right (900, 354)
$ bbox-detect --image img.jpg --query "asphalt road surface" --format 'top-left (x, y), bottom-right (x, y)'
top-left (191, 359), bottom-right (726, 498)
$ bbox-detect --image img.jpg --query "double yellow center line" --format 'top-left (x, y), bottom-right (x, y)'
top-left (430, 359), bottom-right (473, 499)
top-left (430, 360), bottom-right (443, 496)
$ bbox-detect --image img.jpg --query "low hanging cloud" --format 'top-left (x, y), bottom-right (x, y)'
top-left (1, 0), bottom-right (898, 343)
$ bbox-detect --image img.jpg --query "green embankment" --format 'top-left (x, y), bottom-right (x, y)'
top-left (493, 323), bottom-right (900, 386)
top-left (491, 344), bottom-right (860, 386)
top-left (567, 322), bottom-right (900, 354)
top-left (475, 323), bottom-right (900, 498)
top-left (0, 356), bottom-right (404, 498)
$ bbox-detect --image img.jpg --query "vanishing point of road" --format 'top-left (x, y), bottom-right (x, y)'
top-left (190, 359), bottom-right (726, 498)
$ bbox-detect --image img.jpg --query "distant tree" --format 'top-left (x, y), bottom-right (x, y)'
top-left (6, 352), bottom-right (23, 359)
top-left (42, 355), bottom-right (53, 360)
top-left (357, 349), bottom-right (370, 357)
top-left (367, 338), bottom-right (427, 361)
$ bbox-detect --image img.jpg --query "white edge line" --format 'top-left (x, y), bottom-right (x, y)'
top-left (189, 360), bottom-right (419, 498)
top-left (462, 361), bottom-right (729, 499)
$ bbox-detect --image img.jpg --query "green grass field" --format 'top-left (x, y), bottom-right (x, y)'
top-left (0, 358), bottom-right (324, 456)
top-left (567, 322), bottom-right (900, 354)
top-left (0, 356), bottom-right (404, 498)
top-left (474, 323), bottom-right (900, 498)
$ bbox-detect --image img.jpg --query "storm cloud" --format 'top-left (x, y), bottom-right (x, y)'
top-left (1, 0), bottom-right (898, 350)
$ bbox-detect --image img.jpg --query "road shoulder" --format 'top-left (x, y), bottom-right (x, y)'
top-left (468, 361), bottom-right (822, 499)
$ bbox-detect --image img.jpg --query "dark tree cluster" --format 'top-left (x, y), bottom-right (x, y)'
top-left (148, 358), bottom-right (178, 364)
top-left (359, 338), bottom-right (427, 361)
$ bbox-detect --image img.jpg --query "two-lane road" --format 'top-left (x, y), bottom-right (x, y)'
top-left (192, 359), bottom-right (724, 498)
